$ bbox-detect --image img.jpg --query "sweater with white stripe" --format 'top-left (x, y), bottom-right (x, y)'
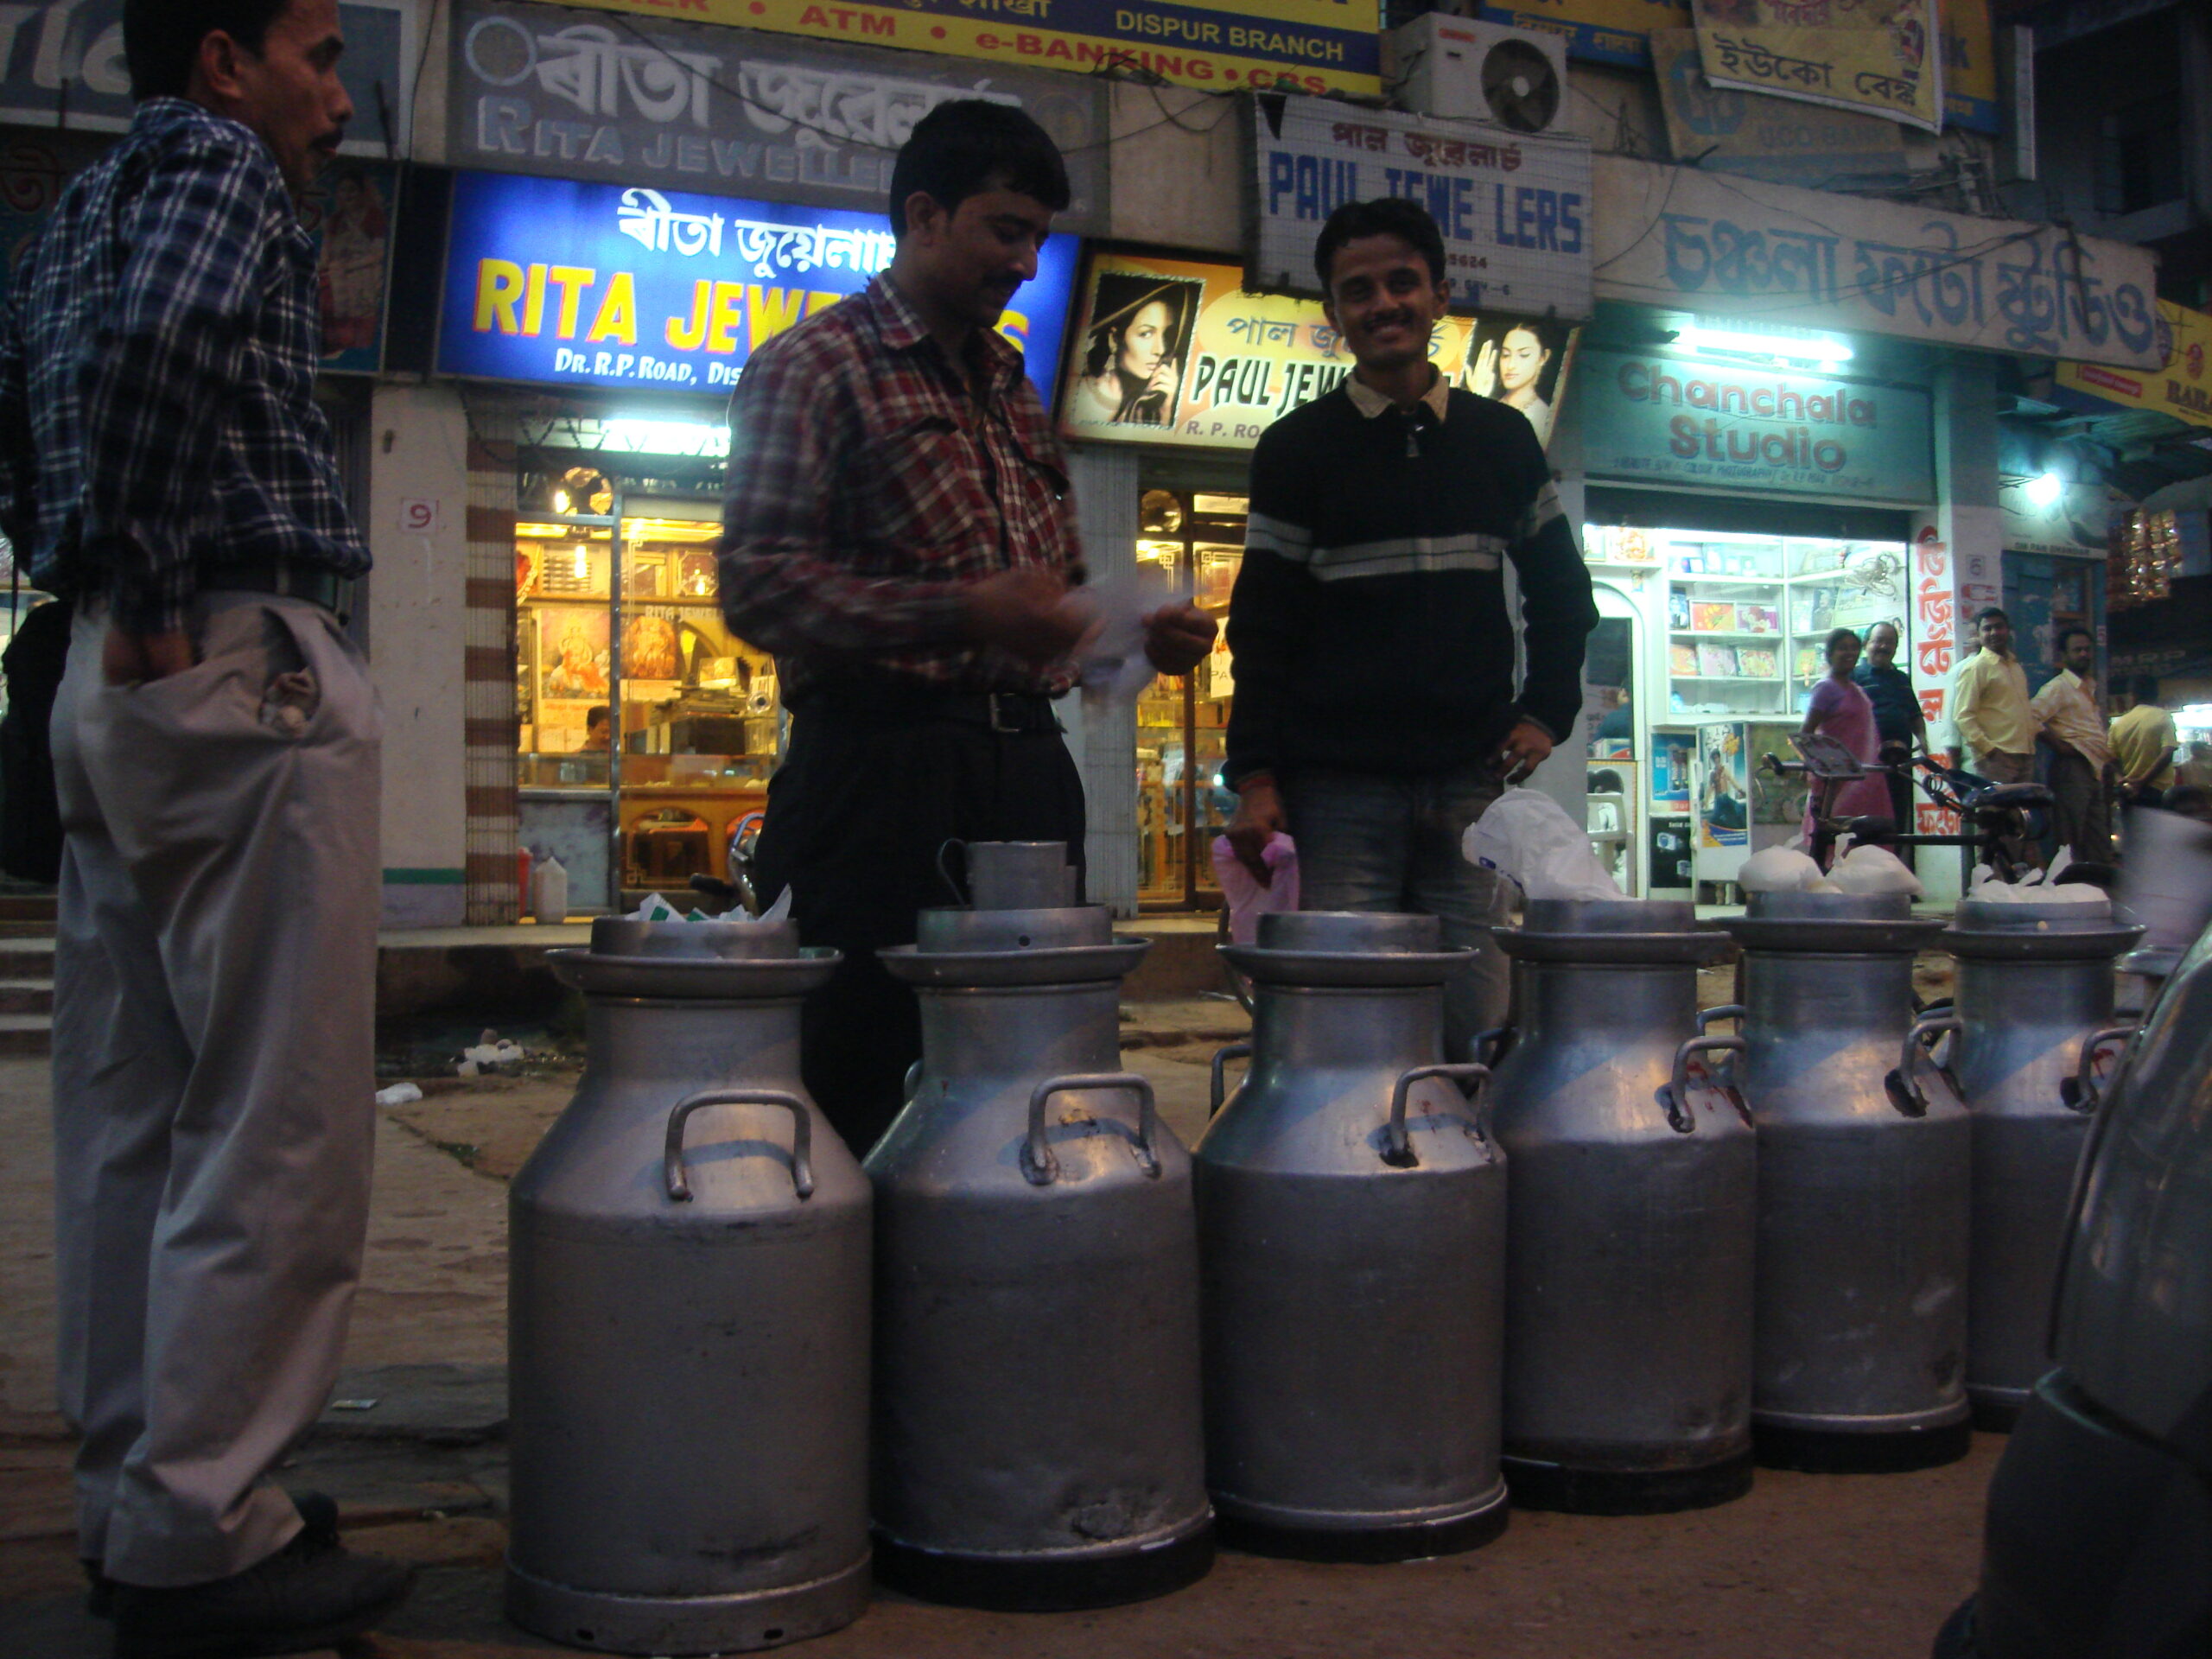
top-left (1224, 380), bottom-right (1598, 785)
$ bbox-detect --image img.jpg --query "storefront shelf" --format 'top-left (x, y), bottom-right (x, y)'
top-left (1670, 629), bottom-right (1784, 640)
top-left (1668, 575), bottom-right (1786, 586)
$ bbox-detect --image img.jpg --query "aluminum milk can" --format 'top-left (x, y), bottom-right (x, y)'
top-left (1490, 899), bottom-right (1754, 1513)
top-left (1722, 891), bottom-right (1969, 1471)
top-left (507, 918), bottom-right (870, 1656)
top-left (1198, 911), bottom-right (1508, 1561)
top-left (1945, 895), bottom-right (2143, 1428)
top-left (2052, 916), bottom-right (2212, 1471)
top-left (868, 863), bottom-right (1212, 1610)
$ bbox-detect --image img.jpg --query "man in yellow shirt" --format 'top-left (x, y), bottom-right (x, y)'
top-left (2110, 675), bottom-right (2178, 805)
top-left (1948, 607), bottom-right (2038, 783)
top-left (2029, 626), bottom-right (2112, 864)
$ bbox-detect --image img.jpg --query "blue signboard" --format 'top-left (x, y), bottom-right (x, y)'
top-left (437, 170), bottom-right (1077, 397)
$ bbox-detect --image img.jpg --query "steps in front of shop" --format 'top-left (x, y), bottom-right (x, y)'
top-left (0, 931), bottom-right (53, 1055)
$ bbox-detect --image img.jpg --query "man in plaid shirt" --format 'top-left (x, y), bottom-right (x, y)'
top-left (721, 100), bottom-right (1213, 1154)
top-left (0, 4), bottom-right (410, 1653)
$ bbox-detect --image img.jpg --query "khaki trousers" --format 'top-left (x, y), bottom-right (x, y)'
top-left (1971, 749), bottom-right (2040, 870)
top-left (49, 593), bottom-right (381, 1587)
top-left (2048, 751), bottom-right (2113, 868)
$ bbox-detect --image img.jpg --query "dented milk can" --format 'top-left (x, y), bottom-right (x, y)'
top-left (1198, 912), bottom-right (1508, 1560)
top-left (868, 851), bottom-right (1212, 1610)
top-left (507, 918), bottom-right (871, 1656)
top-left (1490, 899), bottom-right (1755, 1513)
top-left (1945, 894), bottom-right (2142, 1429)
top-left (1723, 891), bottom-right (1970, 1471)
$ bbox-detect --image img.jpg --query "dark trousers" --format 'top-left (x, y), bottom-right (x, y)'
top-left (2048, 750), bottom-right (2113, 867)
top-left (751, 702), bottom-right (1086, 1157)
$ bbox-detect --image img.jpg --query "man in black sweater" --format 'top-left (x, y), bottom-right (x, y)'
top-left (1224, 199), bottom-right (1597, 1052)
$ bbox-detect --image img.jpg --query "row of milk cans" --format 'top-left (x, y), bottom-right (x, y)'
top-left (504, 842), bottom-right (2143, 1655)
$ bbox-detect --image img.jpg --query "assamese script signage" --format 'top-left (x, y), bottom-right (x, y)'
top-left (523, 0), bottom-right (1380, 98)
top-left (0, 0), bottom-right (410, 156)
top-left (1244, 95), bottom-right (1593, 321)
top-left (1592, 156), bottom-right (2163, 371)
top-left (452, 0), bottom-right (1108, 230)
top-left (1471, 0), bottom-right (1998, 134)
top-left (436, 169), bottom-right (1079, 394)
top-left (1058, 248), bottom-right (1578, 453)
top-left (1579, 348), bottom-right (1933, 505)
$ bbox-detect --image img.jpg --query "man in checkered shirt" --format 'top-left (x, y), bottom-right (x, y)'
top-left (0, 3), bottom-right (410, 1653)
top-left (720, 100), bottom-right (1214, 1154)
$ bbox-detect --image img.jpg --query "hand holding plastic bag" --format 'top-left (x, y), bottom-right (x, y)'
top-left (1211, 832), bottom-right (1299, 944)
top-left (1462, 786), bottom-right (1624, 902)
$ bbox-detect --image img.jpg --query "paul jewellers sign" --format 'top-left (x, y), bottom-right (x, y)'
top-left (453, 0), bottom-right (1108, 230)
top-left (1580, 348), bottom-right (1934, 506)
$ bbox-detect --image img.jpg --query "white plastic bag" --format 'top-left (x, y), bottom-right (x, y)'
top-left (1740, 845), bottom-right (1822, 893)
top-left (1211, 833), bottom-right (1300, 945)
top-left (1463, 786), bottom-right (1624, 902)
top-left (1069, 575), bottom-right (1192, 705)
top-left (1829, 843), bottom-right (1924, 898)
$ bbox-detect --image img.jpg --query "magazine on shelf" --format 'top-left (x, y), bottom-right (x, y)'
top-left (1739, 604), bottom-right (1780, 634)
top-left (1670, 642), bottom-right (1700, 677)
top-left (1692, 601), bottom-right (1738, 632)
top-left (1697, 643), bottom-right (1739, 677)
top-left (1738, 646), bottom-right (1780, 679)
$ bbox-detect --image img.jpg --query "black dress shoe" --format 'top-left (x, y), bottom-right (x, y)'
top-left (109, 1501), bottom-right (415, 1659)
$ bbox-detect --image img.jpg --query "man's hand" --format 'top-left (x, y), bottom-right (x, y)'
top-left (961, 569), bottom-right (1090, 666)
top-left (101, 624), bottom-right (194, 687)
top-left (1493, 717), bottom-right (1554, 785)
top-left (1142, 601), bottom-right (1216, 675)
top-left (1225, 775), bottom-right (1286, 883)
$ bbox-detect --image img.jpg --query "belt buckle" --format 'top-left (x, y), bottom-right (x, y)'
top-left (988, 691), bottom-right (1021, 734)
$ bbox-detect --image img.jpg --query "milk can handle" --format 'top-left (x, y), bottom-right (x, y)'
top-left (935, 837), bottom-right (969, 906)
top-left (664, 1089), bottom-right (815, 1202)
top-left (1209, 1042), bottom-right (1254, 1117)
top-left (1885, 1014), bottom-right (1964, 1117)
top-left (1698, 1004), bottom-right (1747, 1034)
top-left (1659, 1035), bottom-right (1748, 1134)
top-left (2059, 1024), bottom-right (2139, 1116)
top-left (1024, 1072), bottom-right (1160, 1186)
top-left (1469, 1025), bottom-right (1515, 1068)
top-left (1385, 1062), bottom-right (1492, 1168)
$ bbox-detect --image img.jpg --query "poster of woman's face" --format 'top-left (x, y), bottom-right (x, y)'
top-left (1066, 273), bottom-right (1203, 429)
top-left (1462, 317), bottom-right (1576, 451)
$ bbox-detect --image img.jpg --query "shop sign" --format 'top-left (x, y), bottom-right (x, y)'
top-left (2055, 300), bottom-right (2212, 433)
top-left (1243, 95), bottom-right (1593, 321)
top-left (518, 0), bottom-right (1380, 98)
top-left (1998, 477), bottom-right (2113, 561)
top-left (1058, 247), bottom-right (1580, 453)
top-left (1690, 0), bottom-right (1941, 134)
top-left (1592, 156), bottom-right (2163, 371)
top-left (0, 1), bottom-right (411, 156)
top-left (451, 0), bottom-right (1108, 229)
top-left (1649, 29), bottom-right (1910, 190)
top-left (1470, 0), bottom-right (1998, 134)
top-left (436, 170), bottom-right (1079, 394)
top-left (1579, 348), bottom-right (1931, 504)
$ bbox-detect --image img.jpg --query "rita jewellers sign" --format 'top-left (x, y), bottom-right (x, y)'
top-left (1580, 348), bottom-right (1934, 505)
top-left (452, 0), bottom-right (1107, 229)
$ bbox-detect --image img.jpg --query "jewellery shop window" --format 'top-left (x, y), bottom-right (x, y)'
top-left (1135, 486), bottom-right (1243, 908)
top-left (515, 465), bottom-right (784, 902)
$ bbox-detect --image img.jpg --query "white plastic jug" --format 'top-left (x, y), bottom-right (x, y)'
top-left (531, 855), bottom-right (569, 925)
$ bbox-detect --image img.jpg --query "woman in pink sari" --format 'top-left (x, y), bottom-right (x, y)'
top-left (1802, 626), bottom-right (1894, 865)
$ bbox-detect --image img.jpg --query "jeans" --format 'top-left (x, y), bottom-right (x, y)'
top-left (1281, 764), bottom-right (1510, 1062)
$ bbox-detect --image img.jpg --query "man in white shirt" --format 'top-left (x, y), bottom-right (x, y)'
top-left (2029, 626), bottom-right (2113, 865)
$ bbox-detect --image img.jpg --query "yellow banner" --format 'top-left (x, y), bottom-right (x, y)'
top-left (538, 0), bottom-right (1382, 97)
top-left (1692, 0), bottom-right (1942, 133)
top-left (2058, 302), bottom-right (2212, 430)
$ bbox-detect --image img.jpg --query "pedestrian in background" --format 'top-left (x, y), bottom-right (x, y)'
top-left (1223, 197), bottom-right (1596, 1055)
top-left (2030, 626), bottom-right (2113, 866)
top-left (1853, 619), bottom-right (1929, 839)
top-left (2111, 675), bottom-right (2178, 807)
top-left (0, 3), bottom-right (410, 1654)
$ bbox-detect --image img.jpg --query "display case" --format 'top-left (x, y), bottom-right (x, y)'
top-left (1662, 535), bottom-right (1790, 721)
top-left (1786, 539), bottom-right (1909, 700)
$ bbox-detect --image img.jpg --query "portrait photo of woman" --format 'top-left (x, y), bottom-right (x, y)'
top-left (1463, 317), bottom-right (1575, 450)
top-left (1067, 273), bottom-right (1200, 428)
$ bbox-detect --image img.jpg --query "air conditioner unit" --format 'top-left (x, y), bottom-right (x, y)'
top-left (1383, 15), bottom-right (1569, 137)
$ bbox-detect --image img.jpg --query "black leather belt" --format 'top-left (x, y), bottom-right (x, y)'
top-left (800, 683), bottom-right (1063, 734)
top-left (203, 560), bottom-right (356, 623)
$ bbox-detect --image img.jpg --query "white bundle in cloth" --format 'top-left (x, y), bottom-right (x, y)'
top-left (1463, 786), bottom-right (1625, 902)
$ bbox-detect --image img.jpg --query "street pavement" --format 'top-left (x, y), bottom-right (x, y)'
top-left (0, 988), bottom-right (1988, 1656)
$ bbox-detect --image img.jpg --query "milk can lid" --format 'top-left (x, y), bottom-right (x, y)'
top-left (589, 916), bottom-right (801, 960)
